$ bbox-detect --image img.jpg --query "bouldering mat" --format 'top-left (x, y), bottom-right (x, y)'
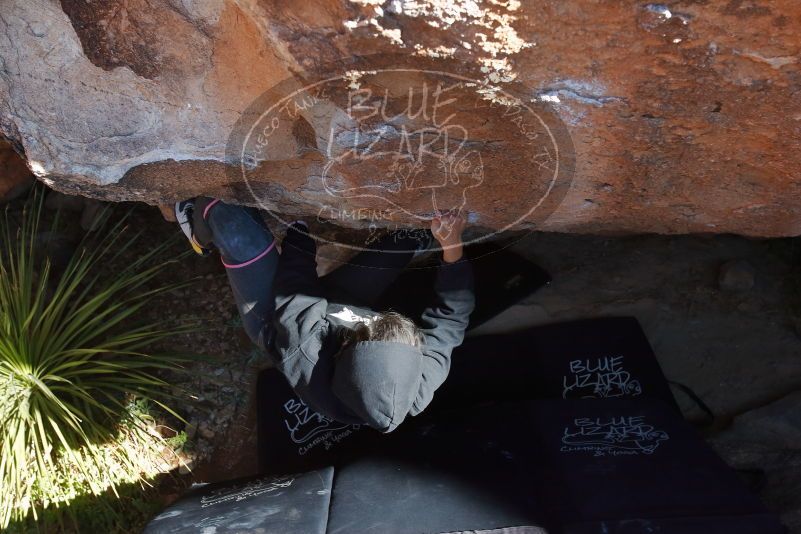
top-left (256, 369), bottom-right (379, 474)
top-left (143, 467), bottom-right (334, 534)
top-left (432, 317), bottom-right (678, 412)
top-left (525, 398), bottom-right (784, 533)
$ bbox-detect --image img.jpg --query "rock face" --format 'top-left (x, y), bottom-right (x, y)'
top-left (1, 0), bottom-right (800, 236)
top-left (0, 139), bottom-right (33, 203)
top-left (715, 391), bottom-right (801, 450)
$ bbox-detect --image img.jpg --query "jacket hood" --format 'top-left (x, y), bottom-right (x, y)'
top-left (332, 341), bottom-right (422, 433)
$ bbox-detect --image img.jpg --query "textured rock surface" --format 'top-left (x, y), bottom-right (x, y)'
top-left (715, 391), bottom-right (801, 449)
top-left (1, 0), bottom-right (800, 235)
top-left (0, 139), bottom-right (33, 203)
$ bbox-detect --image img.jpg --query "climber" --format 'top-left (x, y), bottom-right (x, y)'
top-left (174, 198), bottom-right (474, 433)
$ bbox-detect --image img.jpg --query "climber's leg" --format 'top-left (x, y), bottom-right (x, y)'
top-left (191, 198), bottom-right (279, 349)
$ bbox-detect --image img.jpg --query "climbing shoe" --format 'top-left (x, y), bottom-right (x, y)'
top-left (175, 199), bottom-right (212, 256)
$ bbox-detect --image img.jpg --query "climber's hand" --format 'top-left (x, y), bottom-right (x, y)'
top-left (431, 211), bottom-right (466, 263)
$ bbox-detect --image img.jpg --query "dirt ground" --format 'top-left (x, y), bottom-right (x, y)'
top-left (34, 199), bottom-right (801, 531)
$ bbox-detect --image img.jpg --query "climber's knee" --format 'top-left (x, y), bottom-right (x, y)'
top-left (203, 202), bottom-right (275, 265)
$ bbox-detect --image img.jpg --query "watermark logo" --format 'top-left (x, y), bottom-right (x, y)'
top-left (226, 56), bottom-right (574, 254)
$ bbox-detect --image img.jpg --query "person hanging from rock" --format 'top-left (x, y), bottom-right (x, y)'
top-left (174, 198), bottom-right (474, 432)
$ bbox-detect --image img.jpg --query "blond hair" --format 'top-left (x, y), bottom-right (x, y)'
top-left (345, 311), bottom-right (423, 348)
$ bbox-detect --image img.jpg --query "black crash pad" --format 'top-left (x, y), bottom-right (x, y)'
top-left (433, 317), bottom-right (678, 412)
top-left (257, 370), bottom-right (377, 474)
top-left (525, 398), bottom-right (784, 533)
top-left (257, 317), bottom-right (676, 474)
top-left (143, 467), bottom-right (334, 534)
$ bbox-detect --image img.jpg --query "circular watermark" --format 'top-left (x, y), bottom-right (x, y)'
top-left (226, 56), bottom-right (574, 255)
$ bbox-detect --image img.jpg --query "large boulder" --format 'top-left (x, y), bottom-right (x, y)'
top-left (714, 391), bottom-right (801, 450)
top-left (0, 138), bottom-right (33, 203)
top-left (1, 0), bottom-right (799, 236)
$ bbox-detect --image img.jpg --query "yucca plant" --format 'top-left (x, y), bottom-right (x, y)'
top-left (0, 189), bottom-right (193, 528)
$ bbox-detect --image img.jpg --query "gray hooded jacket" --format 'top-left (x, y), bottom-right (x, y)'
top-left (270, 225), bottom-right (474, 432)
